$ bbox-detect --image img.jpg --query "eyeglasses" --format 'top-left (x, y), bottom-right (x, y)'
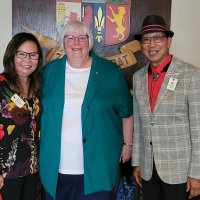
top-left (64, 35), bottom-right (88, 42)
top-left (16, 51), bottom-right (39, 60)
top-left (141, 35), bottom-right (167, 44)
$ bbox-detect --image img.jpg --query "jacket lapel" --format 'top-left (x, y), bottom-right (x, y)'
top-left (140, 57), bottom-right (182, 115)
top-left (82, 56), bottom-right (101, 127)
top-left (141, 67), bottom-right (152, 115)
top-left (153, 58), bottom-right (182, 114)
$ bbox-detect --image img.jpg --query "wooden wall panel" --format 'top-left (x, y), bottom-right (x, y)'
top-left (12, 0), bottom-right (171, 88)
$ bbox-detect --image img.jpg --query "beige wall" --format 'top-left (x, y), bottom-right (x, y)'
top-left (170, 0), bottom-right (200, 67)
top-left (0, 0), bottom-right (199, 72)
top-left (0, 0), bottom-right (12, 72)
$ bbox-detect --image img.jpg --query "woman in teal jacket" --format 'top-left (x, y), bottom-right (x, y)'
top-left (40, 20), bottom-right (133, 200)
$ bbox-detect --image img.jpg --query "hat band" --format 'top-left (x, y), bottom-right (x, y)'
top-left (141, 24), bottom-right (168, 33)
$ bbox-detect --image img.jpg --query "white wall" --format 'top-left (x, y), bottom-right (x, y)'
top-left (170, 0), bottom-right (200, 67)
top-left (0, 0), bottom-right (12, 72)
top-left (0, 0), bottom-right (199, 72)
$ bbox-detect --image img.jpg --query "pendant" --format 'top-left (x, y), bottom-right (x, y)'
top-left (153, 74), bottom-right (159, 80)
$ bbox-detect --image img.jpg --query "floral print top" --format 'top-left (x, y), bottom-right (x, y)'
top-left (0, 75), bottom-right (41, 178)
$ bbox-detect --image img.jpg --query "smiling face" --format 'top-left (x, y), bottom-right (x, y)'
top-left (64, 29), bottom-right (89, 62)
top-left (141, 32), bottom-right (172, 67)
top-left (14, 40), bottom-right (39, 80)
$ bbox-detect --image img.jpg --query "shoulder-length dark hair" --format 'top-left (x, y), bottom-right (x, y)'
top-left (3, 32), bottom-right (43, 97)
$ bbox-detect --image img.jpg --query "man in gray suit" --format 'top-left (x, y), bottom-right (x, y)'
top-left (132, 15), bottom-right (200, 200)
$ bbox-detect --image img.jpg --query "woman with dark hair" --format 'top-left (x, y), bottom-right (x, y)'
top-left (0, 32), bottom-right (43, 200)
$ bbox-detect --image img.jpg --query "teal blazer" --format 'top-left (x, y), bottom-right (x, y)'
top-left (40, 53), bottom-right (133, 198)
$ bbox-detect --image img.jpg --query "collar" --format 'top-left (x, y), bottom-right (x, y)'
top-left (148, 55), bottom-right (172, 75)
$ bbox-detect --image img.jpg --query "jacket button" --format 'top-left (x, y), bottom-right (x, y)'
top-left (83, 138), bottom-right (86, 143)
top-left (150, 141), bottom-right (152, 145)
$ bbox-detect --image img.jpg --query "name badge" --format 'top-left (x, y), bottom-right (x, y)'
top-left (11, 94), bottom-right (25, 108)
top-left (167, 77), bottom-right (178, 91)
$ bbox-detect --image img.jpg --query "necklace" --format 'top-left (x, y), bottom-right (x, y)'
top-left (23, 95), bottom-right (39, 173)
top-left (22, 95), bottom-right (39, 141)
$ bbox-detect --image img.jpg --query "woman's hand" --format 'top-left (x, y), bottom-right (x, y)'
top-left (121, 116), bottom-right (133, 163)
top-left (120, 144), bottom-right (132, 163)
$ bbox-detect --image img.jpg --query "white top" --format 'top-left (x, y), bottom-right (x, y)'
top-left (59, 61), bottom-right (91, 174)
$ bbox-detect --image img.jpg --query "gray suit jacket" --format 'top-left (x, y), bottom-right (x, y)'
top-left (132, 56), bottom-right (200, 184)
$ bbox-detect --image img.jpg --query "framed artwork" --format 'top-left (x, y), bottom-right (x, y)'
top-left (12, 0), bottom-right (171, 88)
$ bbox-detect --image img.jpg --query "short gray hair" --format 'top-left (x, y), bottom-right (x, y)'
top-left (59, 20), bottom-right (94, 51)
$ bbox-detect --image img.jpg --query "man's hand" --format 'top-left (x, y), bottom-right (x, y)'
top-left (187, 177), bottom-right (200, 199)
top-left (133, 166), bottom-right (142, 187)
